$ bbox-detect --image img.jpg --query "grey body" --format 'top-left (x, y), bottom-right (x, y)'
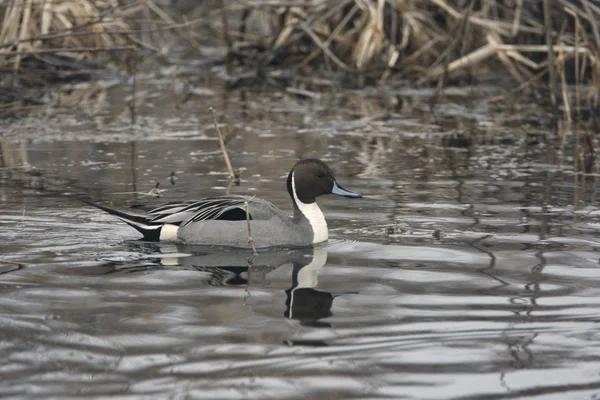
top-left (176, 195), bottom-right (314, 248)
top-left (84, 159), bottom-right (361, 249)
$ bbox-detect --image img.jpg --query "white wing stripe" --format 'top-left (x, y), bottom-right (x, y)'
top-left (145, 197), bottom-right (253, 226)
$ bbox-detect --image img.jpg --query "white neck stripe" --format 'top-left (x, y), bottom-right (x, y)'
top-left (292, 171), bottom-right (328, 244)
top-left (296, 246), bottom-right (327, 289)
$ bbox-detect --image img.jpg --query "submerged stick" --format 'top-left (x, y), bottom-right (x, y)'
top-left (244, 201), bottom-right (258, 256)
top-left (225, 177), bottom-right (234, 195)
top-left (146, 171), bottom-right (176, 196)
top-left (209, 107), bottom-right (237, 180)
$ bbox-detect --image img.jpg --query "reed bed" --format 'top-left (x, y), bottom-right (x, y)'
top-left (216, 0), bottom-right (600, 116)
top-left (0, 0), bottom-right (137, 69)
top-left (0, 0), bottom-right (136, 110)
top-left (2, 0), bottom-right (600, 119)
top-left (221, 0), bottom-right (600, 78)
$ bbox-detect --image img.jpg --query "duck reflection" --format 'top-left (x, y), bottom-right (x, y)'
top-left (150, 244), bottom-right (353, 326)
top-left (284, 247), bottom-right (344, 327)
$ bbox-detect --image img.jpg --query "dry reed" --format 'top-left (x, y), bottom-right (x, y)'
top-left (212, 0), bottom-right (600, 120)
top-left (3, 0), bottom-right (600, 121)
top-left (0, 0), bottom-right (135, 70)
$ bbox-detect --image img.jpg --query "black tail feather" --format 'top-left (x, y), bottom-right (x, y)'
top-left (81, 200), bottom-right (162, 241)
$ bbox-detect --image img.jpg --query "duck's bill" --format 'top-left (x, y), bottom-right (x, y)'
top-left (331, 181), bottom-right (362, 198)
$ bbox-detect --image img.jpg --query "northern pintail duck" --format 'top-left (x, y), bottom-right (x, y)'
top-left (84, 159), bottom-right (361, 248)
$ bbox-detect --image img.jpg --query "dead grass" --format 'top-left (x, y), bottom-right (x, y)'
top-left (2, 0), bottom-right (600, 122)
top-left (210, 0), bottom-right (600, 120)
top-left (0, 0), bottom-right (136, 70)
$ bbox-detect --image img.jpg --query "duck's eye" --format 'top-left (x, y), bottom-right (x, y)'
top-left (317, 172), bottom-right (325, 178)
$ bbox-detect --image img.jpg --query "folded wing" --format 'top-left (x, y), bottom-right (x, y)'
top-left (148, 196), bottom-right (255, 226)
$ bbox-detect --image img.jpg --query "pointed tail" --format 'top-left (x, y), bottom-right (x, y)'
top-left (81, 200), bottom-right (164, 241)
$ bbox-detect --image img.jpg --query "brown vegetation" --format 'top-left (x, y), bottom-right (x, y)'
top-left (219, 1), bottom-right (600, 113)
top-left (0, 0), bottom-right (135, 69)
top-left (1, 0), bottom-right (600, 119)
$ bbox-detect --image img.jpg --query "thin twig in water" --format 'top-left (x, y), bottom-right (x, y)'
top-left (225, 177), bottom-right (234, 195)
top-left (209, 107), bottom-right (237, 180)
top-left (244, 257), bottom-right (253, 305)
top-left (146, 171), bottom-right (176, 196)
top-left (244, 201), bottom-right (258, 256)
top-left (147, 182), bottom-right (162, 197)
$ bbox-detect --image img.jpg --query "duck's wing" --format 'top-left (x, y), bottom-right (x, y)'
top-left (148, 195), bottom-right (272, 226)
top-left (145, 200), bottom-right (196, 224)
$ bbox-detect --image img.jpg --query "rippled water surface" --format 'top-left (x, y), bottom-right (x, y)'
top-left (2, 75), bottom-right (600, 399)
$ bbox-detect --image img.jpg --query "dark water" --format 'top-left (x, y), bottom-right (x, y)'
top-left (2, 75), bottom-right (600, 399)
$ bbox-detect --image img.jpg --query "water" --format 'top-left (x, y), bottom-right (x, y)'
top-left (2, 75), bottom-right (600, 399)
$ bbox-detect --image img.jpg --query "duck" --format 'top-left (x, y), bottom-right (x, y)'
top-left (83, 158), bottom-right (361, 248)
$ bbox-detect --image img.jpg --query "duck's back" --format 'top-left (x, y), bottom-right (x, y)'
top-left (176, 196), bottom-right (314, 248)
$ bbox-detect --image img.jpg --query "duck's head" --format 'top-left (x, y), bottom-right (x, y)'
top-left (286, 159), bottom-right (362, 204)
